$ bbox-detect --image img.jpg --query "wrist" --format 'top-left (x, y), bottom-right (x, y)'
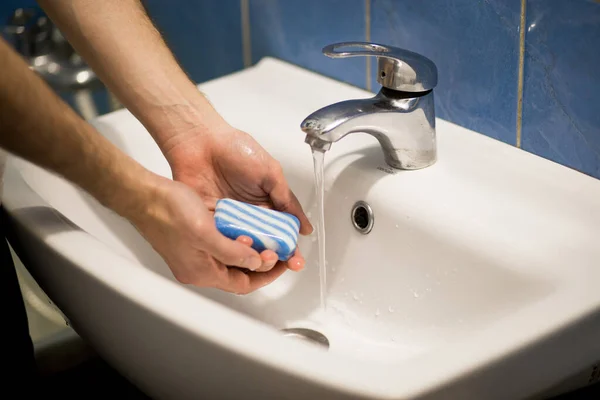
top-left (103, 164), bottom-right (166, 226)
top-left (137, 83), bottom-right (230, 155)
top-left (65, 127), bottom-right (167, 225)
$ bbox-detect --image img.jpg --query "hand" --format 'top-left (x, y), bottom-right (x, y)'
top-left (129, 176), bottom-right (299, 294)
top-left (162, 124), bottom-right (313, 272)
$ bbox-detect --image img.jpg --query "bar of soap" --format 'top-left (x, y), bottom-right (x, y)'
top-left (214, 198), bottom-right (300, 261)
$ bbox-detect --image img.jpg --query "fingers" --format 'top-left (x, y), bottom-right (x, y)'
top-left (237, 236), bottom-right (278, 272)
top-left (235, 236), bottom-right (304, 273)
top-left (255, 246), bottom-right (305, 272)
top-left (204, 228), bottom-right (262, 271)
top-left (286, 247), bottom-right (305, 271)
top-left (257, 250), bottom-right (278, 272)
top-left (235, 235), bottom-right (253, 246)
top-left (266, 170), bottom-right (313, 235)
top-left (257, 247), bottom-right (305, 273)
top-left (218, 263), bottom-right (288, 295)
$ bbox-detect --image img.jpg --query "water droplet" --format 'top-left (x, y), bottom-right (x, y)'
top-left (426, 287), bottom-right (432, 292)
top-left (352, 292), bottom-right (359, 300)
top-left (413, 291), bottom-right (419, 298)
top-left (395, 224), bottom-right (399, 228)
top-left (359, 300), bottom-right (363, 304)
top-left (388, 306), bottom-right (394, 313)
top-left (391, 337), bottom-right (396, 342)
top-left (375, 308), bottom-right (381, 317)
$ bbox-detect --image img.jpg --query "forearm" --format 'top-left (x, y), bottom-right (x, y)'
top-left (36, 0), bottom-right (228, 155)
top-left (0, 38), bottom-right (155, 220)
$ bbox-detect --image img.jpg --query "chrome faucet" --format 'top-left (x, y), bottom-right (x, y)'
top-left (4, 8), bottom-right (101, 93)
top-left (301, 42), bottom-right (438, 170)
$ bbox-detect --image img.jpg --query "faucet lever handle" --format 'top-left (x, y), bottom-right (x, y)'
top-left (322, 41), bottom-right (437, 92)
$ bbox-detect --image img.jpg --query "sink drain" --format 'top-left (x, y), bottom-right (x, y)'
top-left (351, 201), bottom-right (374, 234)
top-left (280, 328), bottom-right (329, 349)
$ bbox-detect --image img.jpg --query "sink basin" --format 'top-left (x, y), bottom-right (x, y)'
top-left (3, 57), bottom-right (600, 399)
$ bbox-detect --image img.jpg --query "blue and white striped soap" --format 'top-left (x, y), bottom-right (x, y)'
top-left (214, 198), bottom-right (300, 261)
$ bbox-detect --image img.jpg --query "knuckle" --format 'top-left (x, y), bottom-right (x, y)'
top-left (276, 162), bottom-right (284, 175)
top-left (192, 218), bottom-right (210, 235)
top-left (270, 162), bottom-right (284, 179)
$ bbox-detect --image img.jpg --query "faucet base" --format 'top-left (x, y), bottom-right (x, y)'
top-left (383, 148), bottom-right (437, 170)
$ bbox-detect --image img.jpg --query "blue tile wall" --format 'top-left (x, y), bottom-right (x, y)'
top-left (521, 0), bottom-right (600, 179)
top-left (1, 0), bottom-right (244, 117)
top-left (2, 0), bottom-right (600, 180)
top-left (371, 0), bottom-right (521, 146)
top-left (249, 0), bottom-right (367, 89)
top-left (143, 0), bottom-right (244, 84)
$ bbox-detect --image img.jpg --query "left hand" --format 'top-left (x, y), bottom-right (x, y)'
top-left (162, 123), bottom-right (313, 274)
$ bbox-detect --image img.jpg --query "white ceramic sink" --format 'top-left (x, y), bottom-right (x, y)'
top-left (3, 58), bottom-right (600, 399)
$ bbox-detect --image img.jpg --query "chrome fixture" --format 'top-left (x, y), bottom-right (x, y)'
top-left (351, 201), bottom-right (374, 234)
top-left (301, 42), bottom-right (438, 170)
top-left (4, 8), bottom-right (101, 92)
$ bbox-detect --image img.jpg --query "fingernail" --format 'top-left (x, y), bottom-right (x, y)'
top-left (292, 259), bottom-right (304, 270)
top-left (243, 256), bottom-right (261, 271)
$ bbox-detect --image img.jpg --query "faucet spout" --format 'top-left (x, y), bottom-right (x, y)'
top-left (301, 88), bottom-right (437, 170)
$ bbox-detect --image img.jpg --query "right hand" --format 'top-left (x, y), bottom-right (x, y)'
top-left (128, 176), bottom-right (291, 294)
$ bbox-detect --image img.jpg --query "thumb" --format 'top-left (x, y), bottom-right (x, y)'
top-left (264, 165), bottom-right (313, 235)
top-left (202, 226), bottom-right (263, 270)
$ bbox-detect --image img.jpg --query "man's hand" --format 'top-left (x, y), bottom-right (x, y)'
top-left (129, 176), bottom-right (299, 294)
top-left (161, 124), bottom-right (313, 274)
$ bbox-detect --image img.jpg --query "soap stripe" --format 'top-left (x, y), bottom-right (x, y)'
top-left (219, 223), bottom-right (270, 253)
top-left (215, 208), bottom-right (294, 252)
top-left (221, 200), bottom-right (299, 239)
top-left (220, 198), bottom-right (299, 233)
top-left (217, 202), bottom-right (298, 244)
top-left (214, 212), bottom-right (283, 252)
top-left (214, 208), bottom-right (293, 252)
top-left (220, 199), bottom-right (298, 235)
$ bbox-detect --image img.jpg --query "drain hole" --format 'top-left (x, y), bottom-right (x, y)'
top-left (351, 201), bottom-right (374, 234)
top-left (281, 328), bottom-right (329, 349)
top-left (354, 207), bottom-right (369, 229)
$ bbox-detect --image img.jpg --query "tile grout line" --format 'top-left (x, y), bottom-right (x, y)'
top-left (516, 0), bottom-right (527, 148)
top-left (365, 0), bottom-right (372, 92)
top-left (241, 0), bottom-right (252, 68)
